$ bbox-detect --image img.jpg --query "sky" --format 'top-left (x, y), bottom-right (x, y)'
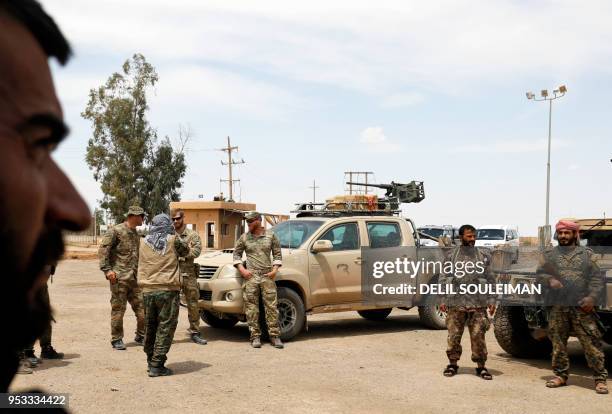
top-left (44, 0), bottom-right (612, 236)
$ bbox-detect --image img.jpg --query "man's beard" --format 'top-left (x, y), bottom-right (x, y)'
top-left (558, 235), bottom-right (578, 246)
top-left (0, 225), bottom-right (64, 390)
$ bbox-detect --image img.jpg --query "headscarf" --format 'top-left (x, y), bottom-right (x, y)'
top-left (555, 220), bottom-right (579, 232)
top-left (144, 214), bottom-right (174, 254)
top-left (555, 219), bottom-right (580, 245)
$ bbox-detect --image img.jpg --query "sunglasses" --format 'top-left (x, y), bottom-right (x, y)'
top-left (246, 218), bottom-right (258, 224)
top-left (172, 217), bottom-right (182, 222)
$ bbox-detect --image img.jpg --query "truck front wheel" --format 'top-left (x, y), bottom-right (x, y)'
top-left (493, 306), bottom-right (551, 358)
top-left (259, 287), bottom-right (306, 341)
top-left (418, 305), bottom-right (447, 329)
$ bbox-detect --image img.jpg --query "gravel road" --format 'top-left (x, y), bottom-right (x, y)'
top-left (11, 259), bottom-right (611, 413)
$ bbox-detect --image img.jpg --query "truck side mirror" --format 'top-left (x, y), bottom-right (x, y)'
top-left (312, 239), bottom-right (333, 253)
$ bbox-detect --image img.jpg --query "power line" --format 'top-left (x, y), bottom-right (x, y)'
top-left (219, 136), bottom-right (245, 202)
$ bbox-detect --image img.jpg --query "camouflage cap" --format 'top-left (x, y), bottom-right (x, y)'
top-left (245, 211), bottom-right (261, 221)
top-left (126, 205), bottom-right (145, 217)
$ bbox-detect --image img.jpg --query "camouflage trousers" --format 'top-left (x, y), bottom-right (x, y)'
top-left (181, 274), bottom-right (200, 334)
top-left (25, 283), bottom-right (52, 350)
top-left (110, 279), bottom-right (145, 342)
top-left (143, 290), bottom-right (180, 367)
top-left (446, 307), bottom-right (490, 364)
top-left (243, 273), bottom-right (280, 340)
top-left (548, 307), bottom-right (608, 382)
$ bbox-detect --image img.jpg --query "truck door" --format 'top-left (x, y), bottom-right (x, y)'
top-left (308, 222), bottom-right (363, 306)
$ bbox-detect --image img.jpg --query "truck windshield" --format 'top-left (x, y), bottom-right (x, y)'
top-left (581, 230), bottom-right (612, 247)
top-left (272, 220), bottom-right (324, 248)
top-left (477, 229), bottom-right (505, 240)
top-left (419, 228), bottom-right (444, 238)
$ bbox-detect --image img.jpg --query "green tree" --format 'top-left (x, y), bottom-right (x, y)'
top-left (82, 53), bottom-right (187, 222)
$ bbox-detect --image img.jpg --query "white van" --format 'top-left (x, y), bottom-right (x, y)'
top-left (475, 225), bottom-right (520, 262)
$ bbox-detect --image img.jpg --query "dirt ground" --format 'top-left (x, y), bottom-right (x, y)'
top-left (11, 259), bottom-right (611, 414)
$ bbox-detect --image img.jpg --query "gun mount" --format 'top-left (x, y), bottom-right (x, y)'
top-left (346, 181), bottom-right (425, 208)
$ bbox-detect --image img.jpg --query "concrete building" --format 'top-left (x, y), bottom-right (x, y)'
top-left (169, 200), bottom-right (288, 250)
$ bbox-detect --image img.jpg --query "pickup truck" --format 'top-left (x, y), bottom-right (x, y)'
top-left (194, 215), bottom-right (446, 340)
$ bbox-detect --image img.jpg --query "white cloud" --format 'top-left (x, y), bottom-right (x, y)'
top-left (44, 0), bottom-right (612, 99)
top-left (360, 127), bottom-right (400, 153)
top-left (360, 127), bottom-right (387, 144)
top-left (155, 65), bottom-right (304, 121)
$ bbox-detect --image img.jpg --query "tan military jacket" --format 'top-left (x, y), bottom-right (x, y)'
top-left (233, 229), bottom-right (282, 273)
top-left (98, 222), bottom-right (140, 281)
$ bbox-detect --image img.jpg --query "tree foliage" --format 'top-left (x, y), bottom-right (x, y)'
top-left (83, 53), bottom-right (187, 222)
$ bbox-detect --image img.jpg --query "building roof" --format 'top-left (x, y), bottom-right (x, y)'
top-left (169, 201), bottom-right (256, 211)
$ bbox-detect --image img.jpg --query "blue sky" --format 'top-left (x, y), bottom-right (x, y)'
top-left (45, 0), bottom-right (612, 236)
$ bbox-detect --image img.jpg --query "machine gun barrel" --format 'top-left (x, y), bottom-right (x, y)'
top-left (346, 181), bottom-right (392, 190)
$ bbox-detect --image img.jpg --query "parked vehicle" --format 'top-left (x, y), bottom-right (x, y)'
top-left (476, 225), bottom-right (520, 263)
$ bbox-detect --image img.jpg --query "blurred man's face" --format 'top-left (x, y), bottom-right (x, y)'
top-left (127, 214), bottom-right (144, 228)
top-left (247, 218), bottom-right (261, 232)
top-left (461, 229), bottom-right (476, 246)
top-left (172, 213), bottom-right (184, 231)
top-left (557, 229), bottom-right (577, 246)
top-left (0, 14), bottom-right (90, 357)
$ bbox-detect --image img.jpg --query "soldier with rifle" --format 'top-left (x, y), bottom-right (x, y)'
top-left (537, 219), bottom-right (608, 394)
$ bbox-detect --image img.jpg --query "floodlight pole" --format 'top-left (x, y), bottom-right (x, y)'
top-left (545, 98), bottom-right (552, 227)
top-left (527, 88), bottom-right (566, 227)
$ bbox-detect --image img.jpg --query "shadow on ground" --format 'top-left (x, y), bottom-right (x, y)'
top-left (165, 360), bottom-right (211, 375)
top-left (196, 312), bottom-right (428, 344)
top-left (495, 341), bottom-right (612, 391)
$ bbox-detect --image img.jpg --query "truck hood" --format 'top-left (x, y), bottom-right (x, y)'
top-left (475, 240), bottom-right (506, 247)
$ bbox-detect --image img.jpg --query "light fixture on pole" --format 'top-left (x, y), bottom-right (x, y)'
top-left (526, 84), bottom-right (567, 234)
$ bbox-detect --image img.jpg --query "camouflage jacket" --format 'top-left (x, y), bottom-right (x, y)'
top-left (536, 246), bottom-right (603, 306)
top-left (176, 227), bottom-right (202, 277)
top-left (440, 246), bottom-right (495, 308)
top-left (232, 229), bottom-right (282, 273)
top-left (98, 222), bottom-right (140, 281)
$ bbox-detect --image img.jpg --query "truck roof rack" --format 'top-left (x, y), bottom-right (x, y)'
top-left (293, 180), bottom-right (424, 218)
top-left (293, 201), bottom-right (401, 218)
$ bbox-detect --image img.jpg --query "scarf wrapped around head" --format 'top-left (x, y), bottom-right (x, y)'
top-left (145, 214), bottom-right (174, 254)
top-left (555, 220), bottom-right (579, 232)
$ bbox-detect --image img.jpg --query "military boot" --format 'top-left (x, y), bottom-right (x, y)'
top-left (24, 349), bottom-right (42, 366)
top-left (251, 337), bottom-right (262, 348)
top-left (270, 337), bottom-right (284, 349)
top-left (17, 358), bottom-right (33, 375)
top-left (191, 333), bottom-right (207, 345)
top-left (111, 339), bottom-right (126, 350)
top-left (41, 345), bottom-right (64, 360)
top-left (148, 365), bottom-right (173, 377)
top-left (134, 334), bottom-right (144, 346)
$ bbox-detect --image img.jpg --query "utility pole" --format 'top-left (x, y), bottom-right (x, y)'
top-left (219, 136), bottom-right (245, 202)
top-left (344, 171), bottom-right (374, 194)
top-left (309, 179), bottom-right (319, 203)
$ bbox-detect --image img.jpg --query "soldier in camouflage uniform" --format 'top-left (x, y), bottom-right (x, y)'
top-left (537, 219), bottom-right (608, 394)
top-left (171, 208), bottom-right (206, 345)
top-left (137, 214), bottom-right (189, 377)
top-left (98, 205), bottom-right (146, 350)
top-left (233, 211), bottom-right (284, 349)
top-left (440, 224), bottom-right (496, 380)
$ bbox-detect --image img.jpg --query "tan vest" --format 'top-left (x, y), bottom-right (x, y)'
top-left (137, 236), bottom-right (181, 293)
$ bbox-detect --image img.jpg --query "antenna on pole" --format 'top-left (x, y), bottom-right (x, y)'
top-left (219, 136), bottom-right (245, 202)
top-left (344, 171), bottom-right (374, 194)
top-left (309, 179), bottom-right (320, 203)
